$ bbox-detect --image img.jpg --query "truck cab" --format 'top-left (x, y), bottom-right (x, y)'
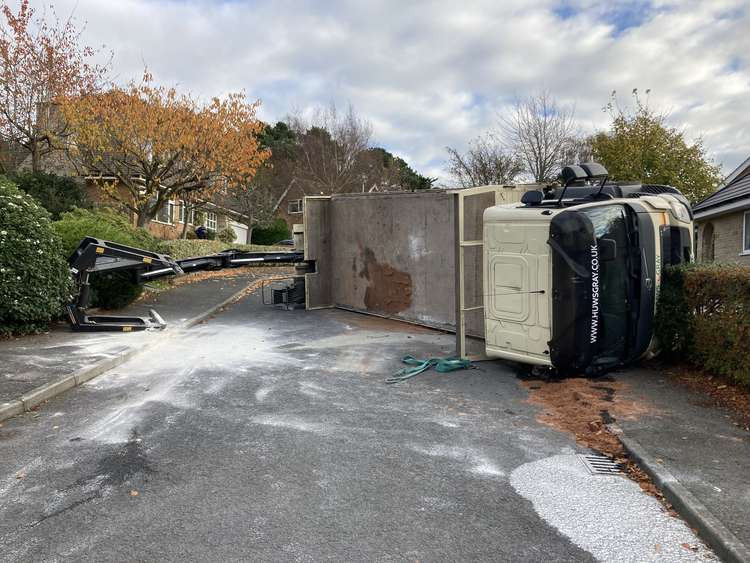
top-left (483, 163), bottom-right (693, 375)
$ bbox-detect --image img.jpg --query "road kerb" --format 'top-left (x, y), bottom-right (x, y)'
top-left (0, 279), bottom-right (259, 424)
top-left (612, 424), bottom-right (750, 563)
top-left (0, 400), bottom-right (23, 423)
top-left (181, 278), bottom-right (263, 329)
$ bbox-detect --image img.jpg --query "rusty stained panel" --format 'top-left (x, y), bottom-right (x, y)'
top-left (357, 246), bottom-right (412, 314)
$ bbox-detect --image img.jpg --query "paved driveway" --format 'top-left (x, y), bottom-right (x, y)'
top-left (0, 293), bottom-right (713, 562)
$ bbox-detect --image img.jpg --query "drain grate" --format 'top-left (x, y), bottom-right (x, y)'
top-left (578, 453), bottom-right (624, 476)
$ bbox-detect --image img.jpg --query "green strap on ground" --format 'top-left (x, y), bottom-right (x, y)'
top-left (386, 355), bottom-right (472, 384)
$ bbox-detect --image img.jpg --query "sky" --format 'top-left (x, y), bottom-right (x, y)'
top-left (28, 0), bottom-right (750, 183)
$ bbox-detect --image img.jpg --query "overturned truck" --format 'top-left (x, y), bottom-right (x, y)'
top-left (483, 163), bottom-right (693, 375)
top-left (302, 163), bottom-right (694, 375)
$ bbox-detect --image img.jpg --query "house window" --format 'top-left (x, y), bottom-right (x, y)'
top-left (155, 200), bottom-right (175, 224)
top-left (179, 201), bottom-right (186, 224)
top-left (744, 211), bottom-right (750, 253)
top-left (189, 208), bottom-right (195, 225)
top-left (288, 199), bottom-right (303, 214)
top-left (205, 211), bottom-right (217, 231)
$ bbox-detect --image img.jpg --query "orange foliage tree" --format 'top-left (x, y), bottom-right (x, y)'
top-left (61, 72), bottom-right (270, 227)
top-left (0, 0), bottom-right (107, 172)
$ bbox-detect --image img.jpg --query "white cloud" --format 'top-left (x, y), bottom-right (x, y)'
top-left (27, 0), bottom-right (750, 181)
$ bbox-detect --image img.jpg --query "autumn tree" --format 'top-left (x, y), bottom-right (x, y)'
top-left (591, 90), bottom-right (722, 203)
top-left (498, 91), bottom-right (577, 182)
top-left (220, 121), bottom-right (298, 242)
top-left (445, 134), bottom-right (523, 187)
top-left (60, 72), bottom-right (270, 227)
top-left (0, 1), bottom-right (107, 172)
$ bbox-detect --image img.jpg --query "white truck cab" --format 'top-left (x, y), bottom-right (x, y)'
top-left (483, 163), bottom-right (693, 375)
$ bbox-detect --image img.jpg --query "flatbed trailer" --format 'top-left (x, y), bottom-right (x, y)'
top-left (65, 237), bottom-right (306, 332)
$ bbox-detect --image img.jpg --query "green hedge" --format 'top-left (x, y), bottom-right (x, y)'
top-left (12, 171), bottom-right (90, 220)
top-left (157, 239), bottom-right (286, 261)
top-left (251, 218), bottom-right (291, 245)
top-left (53, 207), bottom-right (159, 257)
top-left (53, 208), bottom-right (159, 309)
top-left (0, 178), bottom-right (71, 335)
top-left (655, 264), bottom-right (750, 385)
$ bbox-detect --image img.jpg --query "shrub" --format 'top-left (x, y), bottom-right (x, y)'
top-left (217, 226), bottom-right (236, 243)
top-left (0, 177), bottom-right (71, 335)
top-left (11, 171), bottom-right (90, 220)
top-left (157, 239), bottom-right (286, 260)
top-left (653, 266), bottom-right (693, 358)
top-left (251, 218), bottom-right (291, 245)
top-left (53, 208), bottom-right (160, 309)
top-left (655, 264), bottom-right (750, 385)
top-left (53, 207), bottom-right (159, 256)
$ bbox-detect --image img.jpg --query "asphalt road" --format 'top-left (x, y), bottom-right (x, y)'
top-left (0, 293), bottom-right (714, 562)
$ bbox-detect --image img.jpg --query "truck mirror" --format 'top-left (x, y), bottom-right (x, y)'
top-left (599, 238), bottom-right (617, 261)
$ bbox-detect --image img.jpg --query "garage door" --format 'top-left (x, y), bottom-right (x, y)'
top-left (230, 221), bottom-right (248, 244)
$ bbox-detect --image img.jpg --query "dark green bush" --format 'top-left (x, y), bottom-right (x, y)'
top-left (12, 171), bottom-right (89, 220)
top-left (656, 264), bottom-right (750, 385)
top-left (217, 226), bottom-right (236, 243)
top-left (53, 207), bottom-right (159, 257)
top-left (0, 177), bottom-right (71, 335)
top-left (251, 218), bottom-right (291, 245)
top-left (53, 208), bottom-right (159, 309)
top-left (653, 266), bottom-right (693, 358)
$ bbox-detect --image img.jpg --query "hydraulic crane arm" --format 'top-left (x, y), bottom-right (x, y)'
top-left (65, 237), bottom-right (306, 332)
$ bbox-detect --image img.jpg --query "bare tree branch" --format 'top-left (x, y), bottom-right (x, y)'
top-left (497, 91), bottom-right (577, 182)
top-left (445, 134), bottom-right (523, 187)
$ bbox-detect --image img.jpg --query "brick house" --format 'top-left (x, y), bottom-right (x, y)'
top-left (4, 146), bottom-right (252, 243)
top-left (275, 179), bottom-right (389, 230)
top-left (77, 177), bottom-right (252, 242)
top-left (276, 180), bottom-right (307, 229)
top-left (1, 102), bottom-right (252, 242)
top-left (693, 156), bottom-right (750, 264)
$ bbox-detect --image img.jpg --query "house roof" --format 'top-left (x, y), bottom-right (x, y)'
top-left (693, 159), bottom-right (750, 216)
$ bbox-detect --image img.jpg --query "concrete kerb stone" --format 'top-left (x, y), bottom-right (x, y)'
top-left (0, 400), bottom-right (23, 422)
top-left (0, 280), bottom-right (259, 424)
top-left (611, 424), bottom-right (750, 563)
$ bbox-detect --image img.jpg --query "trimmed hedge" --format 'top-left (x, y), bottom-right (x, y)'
top-left (157, 239), bottom-right (285, 261)
top-left (53, 208), bottom-right (160, 309)
top-left (0, 178), bottom-right (71, 335)
top-left (655, 264), bottom-right (750, 385)
top-left (251, 218), bottom-right (291, 245)
top-left (53, 207), bottom-right (159, 257)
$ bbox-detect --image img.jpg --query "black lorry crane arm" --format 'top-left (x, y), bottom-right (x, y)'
top-left (65, 237), bottom-right (305, 332)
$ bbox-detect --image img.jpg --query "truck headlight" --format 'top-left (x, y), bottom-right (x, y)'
top-left (670, 201), bottom-right (691, 223)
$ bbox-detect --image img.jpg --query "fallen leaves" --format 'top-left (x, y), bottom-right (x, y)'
top-left (665, 366), bottom-right (750, 432)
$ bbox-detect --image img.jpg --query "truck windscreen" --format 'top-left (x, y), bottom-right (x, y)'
top-left (578, 205), bottom-right (633, 365)
top-left (549, 204), bottom-right (638, 374)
